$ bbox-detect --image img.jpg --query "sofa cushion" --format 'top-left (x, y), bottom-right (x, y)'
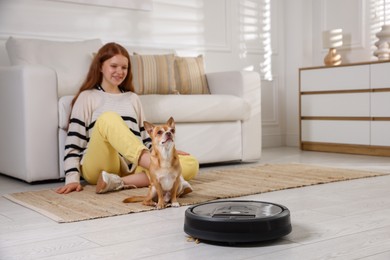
top-left (174, 55), bottom-right (210, 94)
top-left (58, 94), bottom-right (250, 129)
top-left (130, 53), bottom-right (177, 95)
top-left (5, 37), bottom-right (102, 97)
top-left (139, 94), bottom-right (250, 123)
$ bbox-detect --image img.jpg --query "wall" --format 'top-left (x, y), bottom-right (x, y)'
top-left (282, 0), bottom-right (377, 147)
top-left (0, 0), bottom-right (378, 148)
top-left (311, 0), bottom-right (374, 65)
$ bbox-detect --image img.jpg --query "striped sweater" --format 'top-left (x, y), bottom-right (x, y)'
top-left (64, 89), bottom-right (151, 184)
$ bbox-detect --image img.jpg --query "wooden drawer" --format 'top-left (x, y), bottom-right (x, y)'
top-left (301, 120), bottom-right (370, 145)
top-left (300, 65), bottom-right (369, 92)
top-left (371, 121), bottom-right (390, 146)
top-left (371, 63), bottom-right (390, 89)
top-left (371, 92), bottom-right (390, 117)
top-left (301, 93), bottom-right (369, 117)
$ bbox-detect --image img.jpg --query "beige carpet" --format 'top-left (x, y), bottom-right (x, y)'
top-left (3, 164), bottom-right (386, 223)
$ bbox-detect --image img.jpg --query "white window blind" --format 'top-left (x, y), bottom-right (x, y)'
top-left (239, 0), bottom-right (272, 81)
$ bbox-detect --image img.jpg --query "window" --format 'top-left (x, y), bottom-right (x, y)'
top-left (239, 0), bottom-right (272, 81)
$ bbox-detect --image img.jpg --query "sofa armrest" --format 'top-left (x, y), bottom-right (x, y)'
top-left (206, 71), bottom-right (262, 161)
top-left (0, 65), bottom-right (60, 182)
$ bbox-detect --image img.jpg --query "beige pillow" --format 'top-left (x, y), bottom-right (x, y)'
top-left (174, 55), bottom-right (210, 94)
top-left (130, 53), bottom-right (177, 95)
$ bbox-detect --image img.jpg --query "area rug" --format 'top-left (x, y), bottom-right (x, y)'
top-left (3, 164), bottom-right (387, 223)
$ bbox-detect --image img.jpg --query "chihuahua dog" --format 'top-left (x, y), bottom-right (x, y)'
top-left (123, 117), bottom-right (192, 209)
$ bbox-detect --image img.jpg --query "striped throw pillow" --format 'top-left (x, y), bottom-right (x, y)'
top-left (174, 55), bottom-right (210, 94)
top-left (130, 53), bottom-right (177, 94)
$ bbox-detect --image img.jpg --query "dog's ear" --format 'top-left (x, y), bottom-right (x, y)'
top-left (167, 117), bottom-right (175, 129)
top-left (144, 121), bottom-right (154, 135)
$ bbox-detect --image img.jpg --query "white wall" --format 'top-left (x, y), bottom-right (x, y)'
top-left (0, 0), bottom-right (269, 71)
top-left (0, 0), bottom-right (378, 148)
top-left (282, 0), bottom-right (376, 147)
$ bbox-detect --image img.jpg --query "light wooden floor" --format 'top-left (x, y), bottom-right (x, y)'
top-left (1, 147), bottom-right (390, 260)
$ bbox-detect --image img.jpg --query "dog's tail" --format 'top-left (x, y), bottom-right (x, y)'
top-left (122, 196), bottom-right (146, 203)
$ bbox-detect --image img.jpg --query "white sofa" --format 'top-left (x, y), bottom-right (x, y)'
top-left (0, 37), bottom-right (262, 183)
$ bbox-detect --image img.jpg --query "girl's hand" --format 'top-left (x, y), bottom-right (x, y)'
top-left (55, 182), bottom-right (83, 194)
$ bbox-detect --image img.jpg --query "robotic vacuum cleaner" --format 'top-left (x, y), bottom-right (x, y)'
top-left (184, 200), bottom-right (292, 243)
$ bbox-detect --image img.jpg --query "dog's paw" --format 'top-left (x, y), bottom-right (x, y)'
top-left (156, 203), bottom-right (165, 210)
top-left (171, 202), bottom-right (180, 207)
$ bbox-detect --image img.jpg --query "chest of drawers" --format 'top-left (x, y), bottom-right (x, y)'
top-left (299, 61), bottom-right (390, 156)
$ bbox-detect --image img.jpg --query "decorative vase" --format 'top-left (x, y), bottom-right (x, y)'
top-left (324, 48), bottom-right (342, 66)
top-left (374, 25), bottom-right (390, 60)
top-left (374, 41), bottom-right (390, 60)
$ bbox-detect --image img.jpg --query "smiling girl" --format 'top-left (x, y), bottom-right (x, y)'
top-left (56, 42), bottom-right (198, 194)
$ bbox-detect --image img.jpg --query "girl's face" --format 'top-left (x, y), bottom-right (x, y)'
top-left (100, 54), bottom-right (129, 88)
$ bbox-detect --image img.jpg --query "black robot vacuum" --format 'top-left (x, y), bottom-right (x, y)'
top-left (184, 200), bottom-right (292, 243)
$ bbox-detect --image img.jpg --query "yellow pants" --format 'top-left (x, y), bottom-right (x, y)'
top-left (81, 112), bottom-right (199, 184)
